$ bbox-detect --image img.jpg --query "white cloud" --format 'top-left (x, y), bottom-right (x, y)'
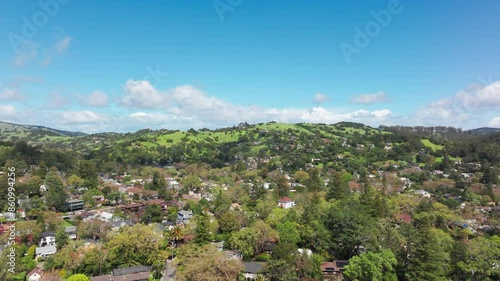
top-left (55, 36), bottom-right (72, 53)
top-left (12, 40), bottom-right (39, 67)
top-left (313, 93), bottom-right (329, 104)
top-left (0, 105), bottom-right (17, 119)
top-left (59, 110), bottom-right (109, 125)
top-left (408, 80), bottom-right (500, 129)
top-left (298, 107), bottom-right (393, 124)
top-left (371, 109), bottom-right (392, 118)
top-left (350, 91), bottom-right (390, 104)
top-left (457, 81), bottom-right (500, 110)
top-left (43, 92), bottom-right (71, 109)
top-left (119, 81), bottom-right (395, 130)
top-left (78, 90), bottom-right (109, 107)
top-left (488, 117), bottom-right (500, 128)
top-left (121, 80), bottom-right (170, 109)
top-left (0, 88), bottom-right (26, 101)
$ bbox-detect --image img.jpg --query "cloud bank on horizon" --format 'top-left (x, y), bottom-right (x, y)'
top-left (1, 1), bottom-right (500, 133)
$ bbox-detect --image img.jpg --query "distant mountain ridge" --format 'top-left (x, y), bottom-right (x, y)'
top-left (0, 120), bottom-right (498, 144)
top-left (0, 121), bottom-right (86, 143)
top-left (467, 127), bottom-right (500, 135)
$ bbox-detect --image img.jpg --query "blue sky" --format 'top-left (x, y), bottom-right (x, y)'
top-left (1, 0), bottom-right (500, 132)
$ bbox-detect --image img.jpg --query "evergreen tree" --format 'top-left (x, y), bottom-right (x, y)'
top-left (306, 168), bottom-right (323, 192)
top-left (78, 160), bottom-right (98, 189)
top-left (326, 172), bottom-right (350, 201)
top-left (194, 214), bottom-right (211, 245)
top-left (45, 171), bottom-right (67, 211)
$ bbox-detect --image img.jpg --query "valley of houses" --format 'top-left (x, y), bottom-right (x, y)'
top-left (1, 157), bottom-right (499, 281)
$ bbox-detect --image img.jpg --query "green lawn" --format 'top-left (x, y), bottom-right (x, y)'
top-left (62, 220), bottom-right (74, 227)
top-left (421, 139), bottom-right (444, 151)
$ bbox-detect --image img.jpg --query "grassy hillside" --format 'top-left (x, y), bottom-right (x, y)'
top-left (0, 121), bottom-right (85, 144)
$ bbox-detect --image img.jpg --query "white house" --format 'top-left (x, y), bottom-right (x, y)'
top-left (415, 190), bottom-right (431, 198)
top-left (35, 245), bottom-right (57, 260)
top-left (39, 231), bottom-right (56, 247)
top-left (278, 197), bottom-right (295, 209)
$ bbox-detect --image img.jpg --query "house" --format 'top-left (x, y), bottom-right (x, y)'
top-left (414, 190), bottom-right (431, 198)
top-left (474, 206), bottom-right (492, 213)
top-left (39, 231), bottom-right (56, 247)
top-left (224, 250), bottom-right (243, 260)
top-left (167, 179), bottom-right (180, 190)
top-left (321, 260), bottom-right (349, 280)
top-left (17, 209), bottom-right (26, 219)
top-left (212, 241), bottom-right (224, 252)
top-left (91, 265), bottom-right (150, 281)
top-left (242, 262), bottom-right (264, 280)
top-left (27, 268), bottom-right (43, 281)
top-left (395, 213), bottom-right (412, 224)
top-left (298, 248), bottom-right (312, 256)
top-left (122, 203), bottom-right (146, 214)
top-left (177, 210), bottom-right (193, 223)
top-left (278, 197), bottom-right (295, 209)
top-left (144, 199), bottom-right (167, 210)
top-left (96, 211), bottom-right (114, 222)
top-left (110, 220), bottom-right (134, 231)
top-left (230, 203), bottom-right (242, 211)
top-left (65, 199), bottom-right (85, 212)
top-left (35, 245), bottom-right (57, 260)
top-left (65, 226), bottom-right (77, 240)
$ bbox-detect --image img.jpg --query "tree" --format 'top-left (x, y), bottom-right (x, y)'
top-left (77, 219), bottom-right (111, 240)
top-left (45, 171), bottom-right (67, 211)
top-left (343, 249), bottom-right (398, 281)
top-left (218, 211), bottom-right (241, 234)
top-left (253, 220), bottom-right (279, 255)
top-left (276, 221), bottom-right (300, 245)
top-left (78, 160), bottom-right (98, 189)
top-left (325, 199), bottom-right (376, 259)
top-left (56, 227), bottom-right (69, 249)
top-left (275, 176), bottom-right (289, 197)
top-left (265, 208), bottom-right (288, 228)
top-left (175, 244), bottom-right (243, 281)
top-left (194, 214), bottom-right (211, 245)
top-left (148, 171), bottom-right (166, 191)
top-left (67, 174), bottom-right (83, 187)
top-left (263, 259), bottom-right (298, 281)
top-left (256, 197), bottom-right (276, 220)
top-left (306, 168), bottom-right (323, 192)
top-left (228, 227), bottom-right (259, 259)
top-left (67, 273), bottom-right (90, 281)
top-left (169, 226), bottom-right (184, 247)
top-left (293, 170), bottom-right (309, 184)
top-left (106, 224), bottom-right (165, 268)
top-left (141, 204), bottom-right (163, 224)
top-left (456, 235), bottom-right (500, 280)
top-left (326, 172), bottom-right (350, 201)
top-left (405, 226), bottom-right (453, 281)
